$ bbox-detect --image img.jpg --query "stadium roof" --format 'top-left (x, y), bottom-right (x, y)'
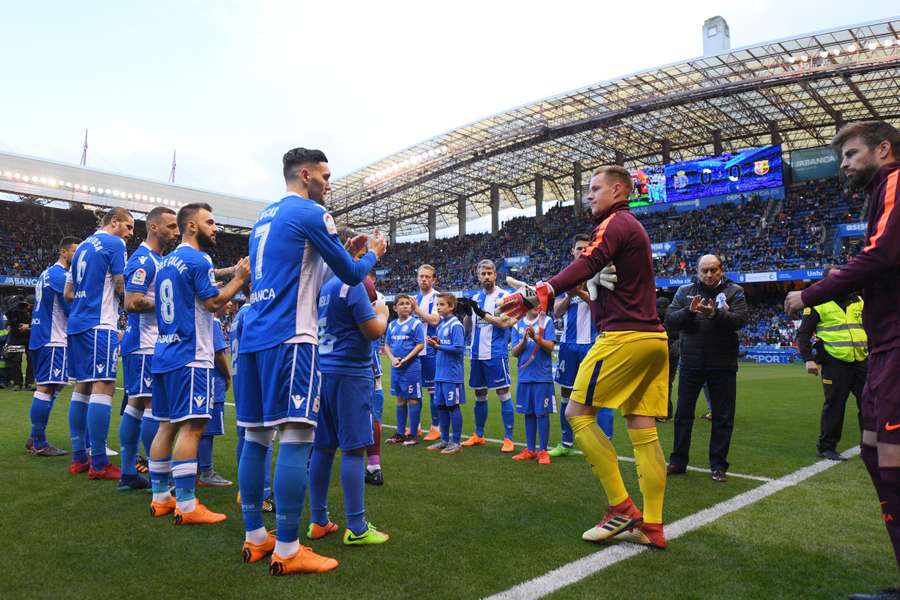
top-left (330, 16), bottom-right (900, 238)
top-left (0, 151), bottom-right (266, 228)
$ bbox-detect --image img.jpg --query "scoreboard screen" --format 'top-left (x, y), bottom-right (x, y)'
top-left (664, 144), bottom-right (784, 202)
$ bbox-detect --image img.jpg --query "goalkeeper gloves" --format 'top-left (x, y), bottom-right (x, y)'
top-left (497, 281), bottom-right (554, 320)
top-left (586, 264), bottom-right (617, 301)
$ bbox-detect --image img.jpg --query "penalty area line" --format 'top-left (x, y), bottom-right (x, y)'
top-left (482, 445), bottom-right (860, 600)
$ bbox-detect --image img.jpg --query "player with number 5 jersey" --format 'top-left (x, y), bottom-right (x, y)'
top-left (235, 148), bottom-right (387, 576)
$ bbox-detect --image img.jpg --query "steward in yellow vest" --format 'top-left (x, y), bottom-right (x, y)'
top-left (796, 291), bottom-right (867, 461)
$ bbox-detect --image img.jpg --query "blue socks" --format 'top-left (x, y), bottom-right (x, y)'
top-left (141, 410), bottom-right (159, 457)
top-left (238, 438), bottom-right (269, 533)
top-left (172, 459), bottom-right (197, 510)
top-left (538, 414), bottom-right (550, 451)
top-left (429, 393), bottom-right (439, 427)
top-left (119, 405), bottom-right (142, 476)
top-left (525, 413), bottom-right (537, 451)
top-left (560, 401), bottom-right (574, 446)
top-left (408, 402), bottom-right (422, 438)
top-left (273, 442), bottom-right (312, 543)
top-left (29, 391), bottom-right (53, 449)
top-left (449, 406), bottom-right (462, 444)
top-left (198, 436), bottom-right (213, 471)
top-left (308, 448), bottom-right (334, 527)
top-left (474, 397), bottom-right (488, 436)
top-left (68, 393), bottom-right (89, 463)
top-left (597, 408), bottom-right (614, 439)
top-left (438, 406), bottom-right (450, 443)
top-left (86, 394), bottom-right (112, 470)
top-left (396, 403), bottom-right (408, 436)
top-left (341, 452), bottom-right (367, 535)
top-left (499, 394), bottom-right (514, 439)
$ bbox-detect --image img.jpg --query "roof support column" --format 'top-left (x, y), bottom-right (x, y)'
top-left (534, 174), bottom-right (544, 221)
top-left (712, 129), bottom-right (723, 155)
top-left (388, 217), bottom-right (397, 247)
top-left (614, 151), bottom-right (626, 166)
top-left (490, 184), bottom-right (500, 234)
top-left (661, 139), bottom-right (672, 164)
top-left (457, 195), bottom-right (466, 238)
top-left (573, 162), bottom-right (583, 218)
top-left (428, 206), bottom-right (436, 244)
top-left (768, 120), bottom-right (782, 146)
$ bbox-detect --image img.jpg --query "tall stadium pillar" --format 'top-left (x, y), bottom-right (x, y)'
top-left (573, 162), bottom-right (583, 218)
top-left (457, 195), bottom-right (466, 238)
top-left (428, 206), bottom-right (436, 244)
top-left (712, 130), bottom-right (723, 155)
top-left (534, 174), bottom-right (544, 221)
top-left (614, 151), bottom-right (626, 166)
top-left (661, 139), bottom-right (672, 164)
top-left (389, 217), bottom-right (397, 246)
top-left (490, 184), bottom-right (500, 234)
top-left (768, 120), bottom-right (782, 146)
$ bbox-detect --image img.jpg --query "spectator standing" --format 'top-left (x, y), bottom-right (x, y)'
top-left (794, 268), bottom-right (867, 461)
top-left (665, 255), bottom-right (748, 482)
top-left (6, 295), bottom-right (35, 390)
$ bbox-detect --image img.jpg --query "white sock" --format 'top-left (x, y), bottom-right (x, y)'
top-left (366, 464), bottom-right (380, 473)
top-left (153, 492), bottom-right (171, 503)
top-left (176, 498), bottom-right (196, 513)
top-left (275, 539), bottom-right (300, 558)
top-left (245, 526), bottom-right (268, 545)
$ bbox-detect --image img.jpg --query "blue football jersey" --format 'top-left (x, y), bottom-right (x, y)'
top-left (387, 317), bottom-right (424, 361)
top-left (122, 242), bottom-right (162, 355)
top-left (152, 243), bottom-right (220, 373)
top-left (317, 277), bottom-right (377, 378)
top-left (434, 315), bottom-right (465, 383)
top-left (512, 314), bottom-right (556, 383)
top-left (470, 287), bottom-right (511, 360)
top-left (415, 289), bottom-right (439, 357)
top-left (560, 296), bottom-right (597, 345)
top-left (212, 317), bottom-right (229, 400)
top-left (29, 262), bottom-right (70, 349)
top-left (66, 231), bottom-right (127, 334)
top-left (240, 193), bottom-right (377, 354)
top-left (229, 303), bottom-right (250, 373)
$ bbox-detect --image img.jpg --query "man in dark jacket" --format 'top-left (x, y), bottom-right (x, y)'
top-left (5, 295), bottom-right (35, 391)
top-left (657, 296), bottom-right (680, 421)
top-left (665, 255), bottom-right (748, 482)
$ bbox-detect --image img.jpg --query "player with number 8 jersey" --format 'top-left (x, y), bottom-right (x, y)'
top-left (235, 148), bottom-right (386, 575)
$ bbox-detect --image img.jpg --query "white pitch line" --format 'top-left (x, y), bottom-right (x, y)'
top-left (379, 423), bottom-right (773, 483)
top-left (483, 445), bottom-right (861, 600)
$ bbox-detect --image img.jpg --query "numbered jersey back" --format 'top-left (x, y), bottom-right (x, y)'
top-left (66, 231), bottom-right (126, 334)
top-left (152, 243), bottom-right (220, 373)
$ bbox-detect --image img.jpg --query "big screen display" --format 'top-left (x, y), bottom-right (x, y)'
top-left (629, 165), bottom-right (667, 207)
top-left (664, 144), bottom-right (784, 202)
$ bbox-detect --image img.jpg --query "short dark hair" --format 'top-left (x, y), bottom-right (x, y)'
top-left (283, 147), bottom-right (328, 182)
top-left (177, 203), bottom-right (213, 232)
top-left (59, 236), bottom-right (81, 250)
top-left (394, 293), bottom-right (413, 304)
top-left (437, 292), bottom-right (457, 307)
top-left (147, 206), bottom-right (176, 225)
top-left (593, 165), bottom-right (634, 195)
top-left (102, 207), bottom-right (133, 226)
top-left (572, 233), bottom-right (591, 246)
top-left (832, 120), bottom-right (900, 158)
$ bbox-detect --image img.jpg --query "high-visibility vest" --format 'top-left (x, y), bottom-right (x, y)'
top-left (812, 299), bottom-right (867, 363)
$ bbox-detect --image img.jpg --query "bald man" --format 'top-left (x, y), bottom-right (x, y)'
top-left (664, 255), bottom-right (748, 482)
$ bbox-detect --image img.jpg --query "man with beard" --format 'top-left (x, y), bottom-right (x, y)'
top-left (118, 206), bottom-right (179, 491)
top-left (147, 203), bottom-right (249, 525)
top-left (784, 121), bottom-right (900, 600)
top-left (665, 255), bottom-right (748, 483)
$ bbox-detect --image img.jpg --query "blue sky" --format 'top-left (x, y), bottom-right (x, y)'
top-left (1, 1), bottom-right (895, 206)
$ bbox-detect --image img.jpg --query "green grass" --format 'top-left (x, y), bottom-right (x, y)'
top-left (0, 363), bottom-right (889, 599)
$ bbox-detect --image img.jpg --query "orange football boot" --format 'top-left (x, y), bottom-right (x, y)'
top-left (269, 546), bottom-right (339, 575)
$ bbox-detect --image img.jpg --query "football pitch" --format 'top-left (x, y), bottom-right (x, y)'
top-left (0, 362), bottom-right (892, 599)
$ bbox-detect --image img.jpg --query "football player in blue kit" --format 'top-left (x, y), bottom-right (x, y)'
top-left (196, 315), bottom-right (232, 487)
top-left (146, 203), bottom-right (249, 525)
top-left (118, 206), bottom-right (179, 490)
top-left (384, 294), bottom-right (425, 446)
top-left (307, 271), bottom-right (390, 546)
top-left (427, 293), bottom-right (467, 454)
top-left (236, 148), bottom-right (386, 575)
top-left (550, 234), bottom-right (615, 457)
top-left (365, 285), bottom-right (386, 486)
top-left (64, 208), bottom-right (134, 480)
top-left (413, 264), bottom-right (442, 441)
top-left (511, 306), bottom-right (557, 464)
top-left (462, 259), bottom-right (517, 452)
top-left (26, 236), bottom-right (80, 457)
